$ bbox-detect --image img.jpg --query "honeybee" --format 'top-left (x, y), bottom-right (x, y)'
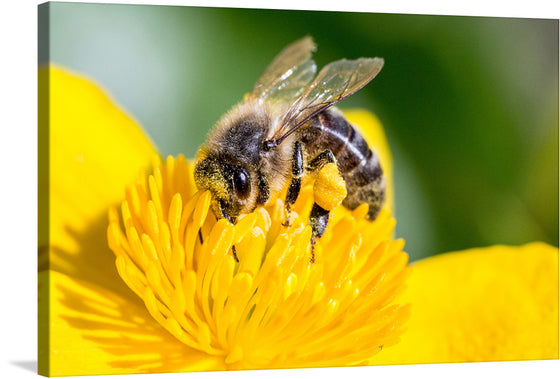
top-left (194, 37), bottom-right (386, 261)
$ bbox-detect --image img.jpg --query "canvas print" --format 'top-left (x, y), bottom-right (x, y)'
top-left (38, 2), bottom-right (559, 376)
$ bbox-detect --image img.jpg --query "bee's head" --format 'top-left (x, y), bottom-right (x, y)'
top-left (194, 155), bottom-right (253, 224)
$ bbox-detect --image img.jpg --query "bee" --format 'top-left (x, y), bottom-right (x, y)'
top-left (194, 36), bottom-right (386, 261)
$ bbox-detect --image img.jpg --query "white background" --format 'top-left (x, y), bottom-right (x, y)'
top-left (1, 0), bottom-right (559, 378)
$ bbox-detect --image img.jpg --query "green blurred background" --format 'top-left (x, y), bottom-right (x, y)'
top-left (42, 2), bottom-right (559, 261)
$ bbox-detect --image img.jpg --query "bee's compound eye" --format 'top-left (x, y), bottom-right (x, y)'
top-left (233, 168), bottom-right (251, 200)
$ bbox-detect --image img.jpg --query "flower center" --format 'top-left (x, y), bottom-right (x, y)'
top-left (108, 155), bottom-right (411, 369)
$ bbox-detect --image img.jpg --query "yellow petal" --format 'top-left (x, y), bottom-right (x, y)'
top-left (39, 64), bottom-right (158, 272)
top-left (39, 270), bottom-right (225, 376)
top-left (39, 65), bottom-right (159, 296)
top-left (371, 242), bottom-right (559, 364)
top-left (38, 65), bottom-right (163, 374)
top-left (343, 109), bottom-right (394, 210)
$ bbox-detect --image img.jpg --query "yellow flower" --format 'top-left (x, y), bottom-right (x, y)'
top-left (38, 65), bottom-right (558, 376)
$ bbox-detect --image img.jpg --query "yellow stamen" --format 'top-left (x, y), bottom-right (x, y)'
top-left (108, 155), bottom-right (410, 369)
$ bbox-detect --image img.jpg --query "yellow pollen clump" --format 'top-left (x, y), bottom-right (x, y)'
top-left (107, 154), bottom-right (411, 370)
top-left (313, 162), bottom-right (348, 210)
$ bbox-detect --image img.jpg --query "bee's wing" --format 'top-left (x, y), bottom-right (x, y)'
top-left (250, 36), bottom-right (318, 104)
top-left (272, 57), bottom-right (384, 144)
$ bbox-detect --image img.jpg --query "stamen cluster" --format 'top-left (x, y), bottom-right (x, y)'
top-left (108, 155), bottom-right (410, 369)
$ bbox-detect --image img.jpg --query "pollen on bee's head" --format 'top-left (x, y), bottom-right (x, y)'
top-left (193, 155), bottom-right (230, 200)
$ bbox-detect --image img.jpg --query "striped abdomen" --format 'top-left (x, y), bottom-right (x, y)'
top-left (298, 108), bottom-right (386, 220)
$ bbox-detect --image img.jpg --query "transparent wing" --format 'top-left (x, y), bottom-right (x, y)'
top-left (250, 36), bottom-right (317, 104)
top-left (272, 57), bottom-right (385, 144)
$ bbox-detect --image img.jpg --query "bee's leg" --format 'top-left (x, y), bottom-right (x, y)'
top-left (309, 203), bottom-right (330, 263)
top-left (283, 141), bottom-right (304, 227)
top-left (307, 150), bottom-right (335, 172)
top-left (306, 149), bottom-right (347, 263)
top-left (219, 199), bottom-right (240, 263)
top-left (255, 172), bottom-right (270, 206)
